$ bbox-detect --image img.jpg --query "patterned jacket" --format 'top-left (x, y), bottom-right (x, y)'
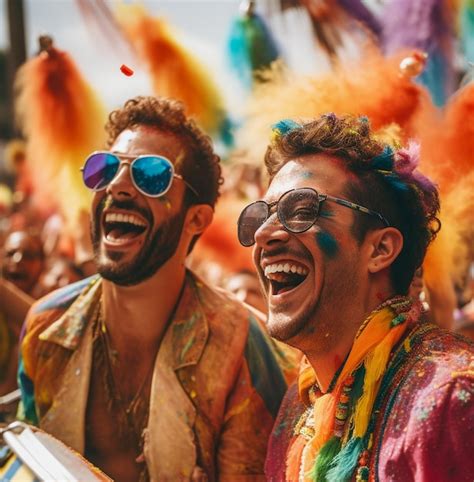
top-left (18, 271), bottom-right (289, 481)
top-left (265, 322), bottom-right (474, 482)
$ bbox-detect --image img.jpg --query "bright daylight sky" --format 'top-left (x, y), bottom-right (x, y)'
top-left (0, 1), bottom-right (242, 108)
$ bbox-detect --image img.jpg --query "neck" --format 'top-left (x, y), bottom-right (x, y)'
top-left (101, 259), bottom-right (186, 355)
top-left (303, 284), bottom-right (395, 393)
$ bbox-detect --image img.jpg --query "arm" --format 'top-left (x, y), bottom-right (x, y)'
top-left (0, 278), bottom-right (34, 338)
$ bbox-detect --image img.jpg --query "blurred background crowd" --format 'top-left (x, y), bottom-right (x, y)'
top-left (0, 0), bottom-right (473, 415)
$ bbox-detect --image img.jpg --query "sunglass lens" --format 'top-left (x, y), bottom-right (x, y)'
top-left (279, 188), bottom-right (319, 233)
top-left (83, 153), bottom-right (119, 191)
top-left (132, 156), bottom-right (173, 196)
top-left (238, 201), bottom-right (269, 247)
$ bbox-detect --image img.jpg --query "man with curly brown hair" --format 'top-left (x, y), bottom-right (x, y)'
top-left (237, 114), bottom-right (474, 481)
top-left (17, 96), bottom-right (288, 481)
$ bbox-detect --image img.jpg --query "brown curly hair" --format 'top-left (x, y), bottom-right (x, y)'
top-left (105, 96), bottom-right (222, 208)
top-left (265, 114), bottom-right (441, 294)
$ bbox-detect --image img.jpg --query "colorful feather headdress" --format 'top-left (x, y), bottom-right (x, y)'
top-left (236, 48), bottom-right (436, 167)
top-left (14, 36), bottom-right (107, 227)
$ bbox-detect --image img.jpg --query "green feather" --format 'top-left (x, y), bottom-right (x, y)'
top-left (308, 435), bottom-right (342, 481)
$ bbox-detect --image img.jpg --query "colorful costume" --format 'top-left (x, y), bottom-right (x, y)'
top-left (265, 298), bottom-right (474, 481)
top-left (18, 272), bottom-right (289, 481)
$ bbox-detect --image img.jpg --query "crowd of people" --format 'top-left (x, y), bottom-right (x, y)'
top-left (0, 92), bottom-right (472, 481)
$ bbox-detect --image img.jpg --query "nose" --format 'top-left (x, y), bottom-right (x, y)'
top-left (106, 162), bottom-right (137, 200)
top-left (254, 212), bottom-right (290, 250)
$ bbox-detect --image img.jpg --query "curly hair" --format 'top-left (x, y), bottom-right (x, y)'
top-left (265, 114), bottom-right (441, 294)
top-left (105, 96), bottom-right (222, 208)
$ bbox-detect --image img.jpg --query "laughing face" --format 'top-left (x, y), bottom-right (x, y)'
top-left (90, 126), bottom-right (189, 286)
top-left (253, 155), bottom-right (368, 352)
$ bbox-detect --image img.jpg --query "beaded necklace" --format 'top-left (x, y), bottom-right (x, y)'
top-left (288, 297), bottom-right (420, 482)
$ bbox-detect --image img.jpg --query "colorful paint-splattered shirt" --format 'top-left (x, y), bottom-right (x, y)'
top-left (18, 272), bottom-right (290, 481)
top-left (265, 321), bottom-right (474, 481)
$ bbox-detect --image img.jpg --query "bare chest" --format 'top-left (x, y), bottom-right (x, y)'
top-left (84, 343), bottom-right (152, 482)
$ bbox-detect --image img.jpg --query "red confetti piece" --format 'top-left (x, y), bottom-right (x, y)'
top-left (120, 64), bottom-right (134, 76)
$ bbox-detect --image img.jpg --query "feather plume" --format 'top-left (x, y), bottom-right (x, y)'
top-left (326, 436), bottom-right (363, 482)
top-left (460, 0), bottom-right (474, 62)
top-left (115, 4), bottom-right (228, 141)
top-left (338, 0), bottom-right (381, 37)
top-left (227, 1), bottom-right (280, 90)
top-left (423, 173), bottom-right (474, 328)
top-left (14, 42), bottom-right (106, 226)
top-left (236, 48), bottom-right (436, 166)
top-left (381, 0), bottom-right (456, 105)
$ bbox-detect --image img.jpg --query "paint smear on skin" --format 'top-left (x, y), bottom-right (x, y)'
top-left (104, 197), bottom-right (113, 210)
top-left (316, 231), bottom-right (339, 258)
top-left (376, 292), bottom-right (387, 302)
top-left (158, 197), bottom-right (171, 210)
top-left (174, 151), bottom-right (186, 172)
top-left (319, 209), bottom-right (335, 219)
top-left (300, 171), bottom-right (314, 179)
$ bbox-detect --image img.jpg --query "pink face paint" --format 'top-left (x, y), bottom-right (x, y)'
top-left (376, 292), bottom-right (386, 302)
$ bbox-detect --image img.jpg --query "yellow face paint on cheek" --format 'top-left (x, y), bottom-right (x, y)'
top-left (159, 198), bottom-right (171, 210)
top-left (104, 197), bottom-right (113, 210)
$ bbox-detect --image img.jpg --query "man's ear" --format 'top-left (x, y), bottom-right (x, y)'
top-left (184, 204), bottom-right (214, 236)
top-left (366, 227), bottom-right (403, 274)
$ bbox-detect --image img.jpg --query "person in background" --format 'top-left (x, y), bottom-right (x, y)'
top-left (224, 269), bottom-right (267, 314)
top-left (2, 230), bottom-right (45, 297)
top-left (237, 114), bottom-right (474, 481)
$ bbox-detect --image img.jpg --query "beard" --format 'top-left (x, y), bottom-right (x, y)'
top-left (91, 197), bottom-right (187, 286)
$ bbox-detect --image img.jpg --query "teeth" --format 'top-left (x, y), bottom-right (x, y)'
top-left (264, 263), bottom-right (308, 277)
top-left (105, 213), bottom-right (146, 227)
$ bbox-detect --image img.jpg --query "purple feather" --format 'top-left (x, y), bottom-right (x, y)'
top-left (337, 0), bottom-right (382, 38)
top-left (381, 0), bottom-right (453, 54)
top-left (394, 142), bottom-right (437, 193)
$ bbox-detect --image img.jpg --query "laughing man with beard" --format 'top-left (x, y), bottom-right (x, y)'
top-left (17, 96), bottom-right (288, 482)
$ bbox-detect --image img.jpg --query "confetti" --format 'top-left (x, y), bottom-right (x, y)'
top-left (120, 64), bottom-right (134, 76)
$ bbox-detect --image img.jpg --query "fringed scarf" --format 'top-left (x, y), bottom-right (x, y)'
top-left (286, 297), bottom-right (421, 482)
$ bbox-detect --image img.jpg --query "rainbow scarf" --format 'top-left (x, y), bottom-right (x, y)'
top-left (286, 297), bottom-right (420, 482)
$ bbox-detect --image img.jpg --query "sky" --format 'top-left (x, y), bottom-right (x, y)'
top-left (0, 0), bottom-right (243, 108)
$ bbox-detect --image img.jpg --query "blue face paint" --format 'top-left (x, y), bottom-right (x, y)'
top-left (319, 209), bottom-right (335, 219)
top-left (316, 231), bottom-right (339, 258)
top-left (301, 171), bottom-right (314, 179)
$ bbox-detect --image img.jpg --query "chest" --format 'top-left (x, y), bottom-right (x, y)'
top-left (84, 340), bottom-right (152, 482)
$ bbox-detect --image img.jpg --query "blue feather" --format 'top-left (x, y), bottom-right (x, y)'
top-left (384, 174), bottom-right (410, 191)
top-left (370, 146), bottom-right (394, 170)
top-left (326, 437), bottom-right (364, 482)
top-left (227, 10), bottom-right (279, 90)
top-left (272, 119), bottom-right (301, 137)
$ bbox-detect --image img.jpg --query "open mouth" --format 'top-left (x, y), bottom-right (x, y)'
top-left (264, 262), bottom-right (308, 295)
top-left (103, 212), bottom-right (147, 242)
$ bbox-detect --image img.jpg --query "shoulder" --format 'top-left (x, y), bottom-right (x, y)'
top-left (377, 326), bottom-right (474, 481)
top-left (189, 274), bottom-right (288, 405)
top-left (21, 277), bottom-right (98, 361)
top-left (31, 276), bottom-right (96, 315)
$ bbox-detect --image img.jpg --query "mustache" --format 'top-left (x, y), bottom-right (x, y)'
top-left (259, 245), bottom-right (309, 265)
top-left (97, 197), bottom-right (152, 224)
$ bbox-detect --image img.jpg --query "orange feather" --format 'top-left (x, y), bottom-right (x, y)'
top-left (15, 45), bottom-right (106, 224)
top-left (115, 5), bottom-right (226, 135)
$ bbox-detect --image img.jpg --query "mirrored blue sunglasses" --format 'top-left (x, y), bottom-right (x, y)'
top-left (81, 151), bottom-right (199, 198)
